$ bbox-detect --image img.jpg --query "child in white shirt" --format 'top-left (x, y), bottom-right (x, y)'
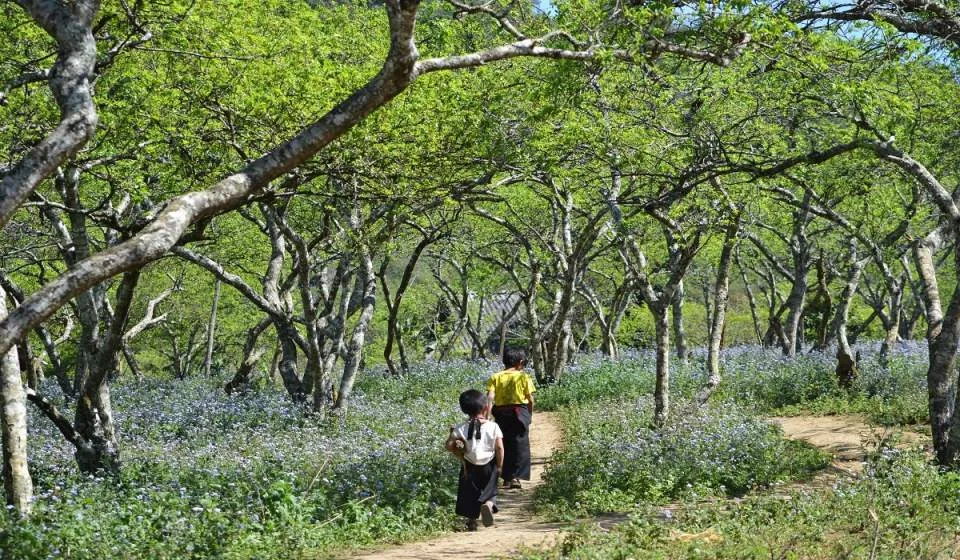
top-left (446, 389), bottom-right (504, 531)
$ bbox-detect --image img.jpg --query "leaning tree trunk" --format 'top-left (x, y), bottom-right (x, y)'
top-left (17, 341), bottom-right (40, 390)
top-left (224, 318), bottom-right (271, 394)
top-left (0, 286), bottom-right (32, 515)
top-left (736, 250), bottom-right (764, 346)
top-left (653, 306), bottom-right (671, 427)
top-left (812, 257), bottom-right (833, 351)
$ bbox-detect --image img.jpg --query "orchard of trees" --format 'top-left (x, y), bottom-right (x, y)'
top-left (5, 0), bottom-right (960, 555)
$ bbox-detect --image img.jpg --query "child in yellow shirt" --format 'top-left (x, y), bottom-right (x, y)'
top-left (486, 348), bottom-right (535, 489)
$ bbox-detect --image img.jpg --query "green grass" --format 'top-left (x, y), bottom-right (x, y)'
top-left (535, 398), bottom-right (829, 518)
top-left (521, 449), bottom-right (956, 560)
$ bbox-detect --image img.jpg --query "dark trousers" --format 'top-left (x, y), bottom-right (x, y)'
top-left (492, 405), bottom-right (531, 481)
top-left (455, 460), bottom-right (499, 519)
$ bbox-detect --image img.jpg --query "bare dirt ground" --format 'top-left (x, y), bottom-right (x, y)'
top-left (771, 415), bottom-right (928, 479)
top-left (347, 411), bottom-right (566, 560)
top-left (346, 413), bottom-right (930, 560)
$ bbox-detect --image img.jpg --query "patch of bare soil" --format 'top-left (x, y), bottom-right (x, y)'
top-left (770, 415), bottom-right (929, 491)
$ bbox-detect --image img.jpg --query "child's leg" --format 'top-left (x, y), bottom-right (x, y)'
top-left (455, 463), bottom-right (484, 521)
top-left (494, 408), bottom-right (524, 482)
top-left (477, 462), bottom-right (498, 527)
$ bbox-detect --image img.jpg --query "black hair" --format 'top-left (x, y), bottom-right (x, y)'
top-left (459, 389), bottom-right (487, 417)
top-left (503, 347), bottom-right (527, 369)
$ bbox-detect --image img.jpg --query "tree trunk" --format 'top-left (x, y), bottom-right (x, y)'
top-left (833, 245), bottom-right (866, 388)
top-left (18, 341), bottom-right (40, 390)
top-left (38, 324), bottom-right (72, 395)
top-left (72, 271), bottom-right (139, 473)
top-left (812, 257), bottom-right (833, 351)
top-left (334, 250), bottom-right (377, 410)
top-left (698, 220), bottom-right (737, 404)
top-left (912, 229), bottom-right (960, 465)
top-left (736, 250), bottom-right (764, 346)
top-left (121, 342), bottom-right (142, 380)
top-left (203, 280), bottom-right (221, 377)
top-left (782, 275), bottom-right (807, 357)
top-left (275, 322), bottom-right (305, 403)
top-left (601, 326), bottom-right (619, 359)
top-left (672, 280), bottom-right (688, 363)
top-left (0, 286), bottom-right (32, 515)
top-left (879, 282), bottom-right (903, 366)
top-left (653, 307), bottom-right (670, 427)
top-left (224, 318), bottom-right (270, 394)
top-left (382, 233), bottom-right (436, 376)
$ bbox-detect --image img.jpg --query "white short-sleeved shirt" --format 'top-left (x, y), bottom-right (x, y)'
top-left (454, 420), bottom-right (503, 466)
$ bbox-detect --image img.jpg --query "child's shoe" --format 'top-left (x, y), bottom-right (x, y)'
top-left (480, 501), bottom-right (495, 527)
top-left (509, 479), bottom-right (523, 489)
top-left (466, 519), bottom-right (478, 531)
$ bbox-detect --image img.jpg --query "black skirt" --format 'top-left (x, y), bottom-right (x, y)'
top-left (455, 460), bottom-right (499, 519)
top-left (492, 405), bottom-right (532, 481)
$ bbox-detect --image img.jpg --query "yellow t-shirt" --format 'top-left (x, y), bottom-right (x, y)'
top-left (486, 370), bottom-right (536, 406)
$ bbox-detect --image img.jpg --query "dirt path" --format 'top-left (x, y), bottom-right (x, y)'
top-left (348, 411), bottom-right (565, 560)
top-left (348, 413), bottom-right (928, 559)
top-left (771, 414), bottom-right (928, 487)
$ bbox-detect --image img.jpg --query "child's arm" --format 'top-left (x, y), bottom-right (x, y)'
top-left (495, 436), bottom-right (504, 471)
top-left (526, 391), bottom-right (535, 415)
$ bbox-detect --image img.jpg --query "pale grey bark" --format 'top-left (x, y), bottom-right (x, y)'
top-left (810, 256), bottom-right (833, 351)
top-left (1, 0), bottom-right (99, 230)
top-left (832, 242), bottom-right (867, 388)
top-left (782, 199), bottom-right (812, 357)
top-left (698, 216), bottom-right (739, 404)
top-left (0, 274), bottom-right (71, 394)
top-left (671, 280), bottom-right (688, 362)
top-left (580, 277), bottom-right (632, 360)
top-left (0, 0), bottom-right (753, 365)
top-left (72, 271), bottom-right (138, 473)
top-left (430, 254), bottom-right (488, 360)
top-left (203, 280), bottom-right (221, 377)
top-left (224, 318), bottom-right (271, 394)
top-left (735, 247), bottom-right (765, 346)
top-left (608, 200), bottom-right (700, 426)
top-left (122, 286), bottom-right (173, 343)
top-left (799, 2), bottom-right (960, 48)
top-left (334, 248), bottom-right (377, 410)
top-left (745, 198), bottom-right (812, 358)
top-left (653, 308), bottom-right (670, 427)
top-left (767, 179), bottom-right (916, 360)
top-left (0, 286), bottom-right (32, 515)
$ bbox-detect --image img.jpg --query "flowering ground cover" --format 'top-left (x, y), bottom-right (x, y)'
top-left (522, 448), bottom-right (957, 559)
top-left (538, 343), bottom-right (929, 426)
top-left (536, 398), bottom-right (829, 517)
top-left (0, 362), bottom-right (490, 559)
top-left (0, 346), bottom-right (932, 558)
top-left (525, 343), bottom-right (940, 557)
